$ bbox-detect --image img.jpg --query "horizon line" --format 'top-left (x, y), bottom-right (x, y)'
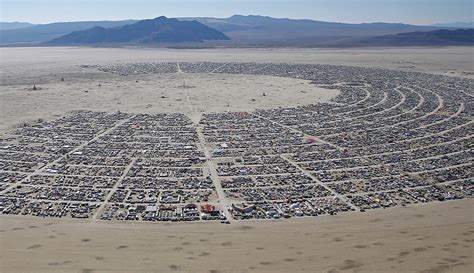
top-left (1, 14), bottom-right (472, 26)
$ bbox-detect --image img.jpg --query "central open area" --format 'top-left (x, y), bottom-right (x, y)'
top-left (1, 70), bottom-right (338, 130)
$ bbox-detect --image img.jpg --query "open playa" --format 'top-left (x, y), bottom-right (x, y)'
top-left (1, 46), bottom-right (473, 130)
top-left (0, 46), bottom-right (473, 273)
top-left (0, 71), bottom-right (337, 130)
top-left (1, 199), bottom-right (473, 273)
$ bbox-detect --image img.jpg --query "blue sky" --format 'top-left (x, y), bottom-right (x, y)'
top-left (1, 0), bottom-right (472, 25)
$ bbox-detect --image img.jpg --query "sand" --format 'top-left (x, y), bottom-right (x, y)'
top-left (1, 199), bottom-right (472, 273)
top-left (2, 46), bottom-right (473, 130)
top-left (1, 46), bottom-right (473, 273)
top-left (0, 72), bottom-right (338, 130)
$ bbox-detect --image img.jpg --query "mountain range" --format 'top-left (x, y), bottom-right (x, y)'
top-left (431, 22), bottom-right (473, 28)
top-left (181, 15), bottom-right (451, 44)
top-left (0, 15), bottom-right (472, 47)
top-left (0, 20), bottom-right (138, 43)
top-left (0, 22), bottom-right (36, 30)
top-left (341, 28), bottom-right (474, 47)
top-left (48, 16), bottom-right (229, 45)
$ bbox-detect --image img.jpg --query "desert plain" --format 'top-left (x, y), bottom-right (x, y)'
top-left (0, 46), bottom-right (473, 273)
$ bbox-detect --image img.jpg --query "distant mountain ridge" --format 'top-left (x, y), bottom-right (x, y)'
top-left (180, 15), bottom-right (447, 44)
top-left (0, 22), bottom-right (36, 30)
top-left (431, 22), bottom-right (473, 28)
top-left (0, 20), bottom-right (138, 43)
top-left (0, 15), bottom-right (470, 47)
top-left (346, 28), bottom-right (474, 47)
top-left (0, 15), bottom-right (454, 45)
top-left (47, 16), bottom-right (229, 44)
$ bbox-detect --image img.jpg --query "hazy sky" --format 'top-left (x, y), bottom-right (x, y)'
top-left (1, 0), bottom-right (472, 25)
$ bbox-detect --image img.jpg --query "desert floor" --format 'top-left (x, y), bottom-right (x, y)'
top-left (0, 72), bottom-right (339, 130)
top-left (1, 46), bottom-right (473, 129)
top-left (1, 199), bottom-right (472, 273)
top-left (0, 46), bottom-right (473, 273)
